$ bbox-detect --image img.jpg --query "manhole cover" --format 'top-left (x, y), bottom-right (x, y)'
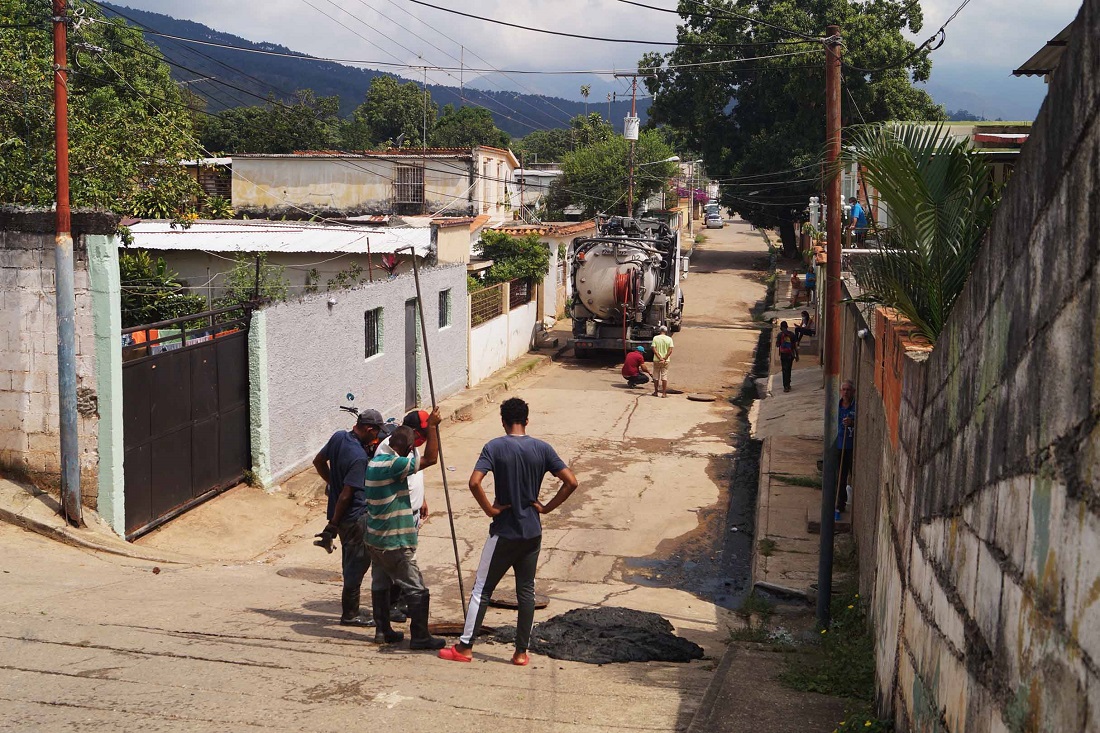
top-left (277, 567), bottom-right (342, 584)
top-left (429, 623), bottom-right (496, 636)
top-left (687, 393), bottom-right (717, 402)
top-left (487, 592), bottom-right (550, 610)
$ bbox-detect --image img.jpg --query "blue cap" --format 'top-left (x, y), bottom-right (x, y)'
top-left (636, 346), bottom-right (646, 353)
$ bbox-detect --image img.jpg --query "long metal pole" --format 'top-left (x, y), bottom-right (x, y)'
top-left (816, 25), bottom-right (843, 629)
top-left (400, 247), bottom-right (468, 616)
top-left (53, 0), bottom-right (81, 526)
top-left (627, 77), bottom-right (637, 216)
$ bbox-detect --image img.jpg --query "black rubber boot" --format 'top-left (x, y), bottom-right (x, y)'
top-left (407, 591), bottom-right (445, 650)
top-left (340, 587), bottom-right (374, 627)
top-left (371, 590), bottom-right (404, 644)
top-left (389, 582), bottom-right (408, 623)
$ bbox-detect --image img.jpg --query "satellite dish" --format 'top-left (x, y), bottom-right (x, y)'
top-left (394, 133), bottom-right (406, 148)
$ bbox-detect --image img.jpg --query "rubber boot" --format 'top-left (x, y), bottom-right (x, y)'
top-left (371, 590), bottom-right (404, 644)
top-left (389, 582), bottom-right (408, 623)
top-left (340, 587), bottom-right (374, 627)
top-left (407, 590), bottom-right (445, 650)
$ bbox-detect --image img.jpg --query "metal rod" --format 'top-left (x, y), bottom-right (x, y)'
top-left (399, 246), bottom-right (468, 616)
top-left (816, 25), bottom-right (843, 630)
top-left (365, 236), bottom-right (374, 282)
top-left (53, 0), bottom-right (81, 526)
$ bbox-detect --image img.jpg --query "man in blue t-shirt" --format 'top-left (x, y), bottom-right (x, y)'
top-left (835, 380), bottom-right (856, 515)
top-left (312, 408), bottom-right (385, 627)
top-left (848, 197), bottom-right (868, 244)
top-left (438, 397), bottom-right (578, 666)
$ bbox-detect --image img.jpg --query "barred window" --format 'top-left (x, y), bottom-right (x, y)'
top-left (395, 164), bottom-right (425, 205)
top-left (438, 289), bottom-right (452, 328)
top-left (364, 307), bottom-right (383, 358)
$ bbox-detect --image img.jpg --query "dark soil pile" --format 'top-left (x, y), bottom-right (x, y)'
top-left (494, 606), bottom-right (704, 664)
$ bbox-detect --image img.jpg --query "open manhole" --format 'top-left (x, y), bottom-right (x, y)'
top-left (687, 393), bottom-right (717, 402)
top-left (487, 591), bottom-right (550, 610)
top-left (428, 623), bottom-right (496, 637)
top-left (277, 567), bottom-right (342, 584)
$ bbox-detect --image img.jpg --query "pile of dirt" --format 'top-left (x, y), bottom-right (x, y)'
top-left (494, 606), bottom-right (704, 664)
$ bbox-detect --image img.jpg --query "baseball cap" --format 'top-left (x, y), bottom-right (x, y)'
top-left (635, 346), bottom-right (646, 353)
top-left (356, 408), bottom-right (384, 427)
top-left (402, 409), bottom-right (430, 433)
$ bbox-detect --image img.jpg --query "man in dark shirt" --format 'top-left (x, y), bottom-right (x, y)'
top-left (621, 346), bottom-right (652, 389)
top-left (438, 397), bottom-right (578, 666)
top-left (836, 380), bottom-right (856, 516)
top-left (312, 408), bottom-right (385, 627)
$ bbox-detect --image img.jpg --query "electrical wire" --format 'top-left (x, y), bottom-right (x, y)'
top-left (404, 0), bottom-right (812, 47)
top-left (679, 0), bottom-right (823, 42)
top-left (843, 0), bottom-right (972, 74)
top-left (614, 0), bottom-right (821, 45)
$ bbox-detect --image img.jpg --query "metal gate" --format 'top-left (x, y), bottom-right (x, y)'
top-left (121, 306), bottom-right (251, 539)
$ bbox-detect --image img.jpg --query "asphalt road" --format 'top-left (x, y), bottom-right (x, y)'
top-left (0, 221), bottom-right (769, 733)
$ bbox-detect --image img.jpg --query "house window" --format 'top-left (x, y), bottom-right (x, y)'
top-left (438, 289), bottom-right (452, 329)
top-left (364, 307), bottom-right (383, 358)
top-left (394, 164), bottom-right (424, 213)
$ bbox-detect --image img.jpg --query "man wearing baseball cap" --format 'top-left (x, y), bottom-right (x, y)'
top-left (312, 408), bottom-right (386, 629)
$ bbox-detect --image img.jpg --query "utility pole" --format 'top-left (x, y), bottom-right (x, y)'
top-left (816, 24), bottom-right (843, 630)
top-left (421, 65), bottom-right (428, 215)
top-left (52, 0), bottom-right (81, 526)
top-left (615, 73), bottom-right (647, 216)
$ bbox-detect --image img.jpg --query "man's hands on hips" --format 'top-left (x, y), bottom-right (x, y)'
top-left (485, 502), bottom-right (511, 517)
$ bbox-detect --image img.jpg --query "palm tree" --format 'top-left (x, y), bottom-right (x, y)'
top-left (843, 123), bottom-right (1000, 344)
top-left (580, 84), bottom-right (591, 116)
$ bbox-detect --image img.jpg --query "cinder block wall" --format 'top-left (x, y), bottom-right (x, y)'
top-left (856, 2), bottom-right (1100, 729)
top-left (0, 210), bottom-right (116, 505)
top-left (261, 262), bottom-right (468, 483)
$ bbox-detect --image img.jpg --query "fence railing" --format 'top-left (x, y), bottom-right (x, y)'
top-left (121, 305), bottom-right (250, 362)
top-left (469, 278), bottom-right (535, 327)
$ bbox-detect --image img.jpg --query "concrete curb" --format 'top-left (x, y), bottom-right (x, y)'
top-left (683, 640), bottom-right (739, 733)
top-left (443, 343), bottom-right (569, 424)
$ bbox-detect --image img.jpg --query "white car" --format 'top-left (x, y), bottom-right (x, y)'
top-left (705, 213), bottom-right (724, 229)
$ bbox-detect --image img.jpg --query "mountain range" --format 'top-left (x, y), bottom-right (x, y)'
top-left (101, 3), bottom-right (650, 138)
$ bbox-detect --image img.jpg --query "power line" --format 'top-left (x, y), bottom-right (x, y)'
top-left (843, 0), bottom-right (972, 74)
top-left (404, 0), bottom-right (814, 47)
top-left (615, 0), bottom-right (821, 45)
top-left (679, 0), bottom-right (823, 42)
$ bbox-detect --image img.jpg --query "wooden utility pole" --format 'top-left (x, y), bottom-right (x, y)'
top-left (615, 73), bottom-right (646, 216)
top-left (52, 0), bottom-right (81, 526)
top-left (816, 24), bottom-right (843, 629)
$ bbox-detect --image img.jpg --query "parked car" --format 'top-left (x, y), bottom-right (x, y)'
top-left (705, 213), bottom-right (724, 229)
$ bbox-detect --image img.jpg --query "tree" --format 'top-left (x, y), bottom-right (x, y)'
top-left (216, 253), bottom-right (289, 307)
top-left (548, 129), bottom-right (677, 217)
top-left (431, 104), bottom-right (510, 149)
top-left (512, 128), bottom-right (573, 164)
top-left (474, 230), bottom-right (551, 285)
top-left (345, 76), bottom-right (436, 149)
top-left (641, 0), bottom-right (945, 256)
top-left (580, 84), bottom-right (591, 115)
top-left (844, 124), bottom-right (998, 343)
top-left (118, 251), bottom-right (206, 328)
top-left (0, 0), bottom-right (201, 215)
top-left (200, 90), bottom-right (342, 154)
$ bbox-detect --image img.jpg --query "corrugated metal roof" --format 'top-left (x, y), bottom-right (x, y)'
top-left (126, 220), bottom-right (432, 256)
top-left (1013, 21), bottom-right (1074, 76)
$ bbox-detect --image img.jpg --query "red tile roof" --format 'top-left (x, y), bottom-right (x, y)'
top-left (492, 220), bottom-right (596, 237)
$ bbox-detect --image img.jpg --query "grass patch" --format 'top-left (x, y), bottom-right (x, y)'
top-left (780, 578), bottom-right (875, 700)
top-left (772, 473), bottom-right (821, 489)
top-left (758, 538), bottom-right (778, 557)
top-left (728, 626), bottom-right (772, 643)
top-left (694, 233), bottom-right (707, 244)
top-left (735, 591), bottom-right (775, 625)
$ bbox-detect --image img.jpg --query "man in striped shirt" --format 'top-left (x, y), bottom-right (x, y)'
top-left (364, 407), bottom-right (446, 650)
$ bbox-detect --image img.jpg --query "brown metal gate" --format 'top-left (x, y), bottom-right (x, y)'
top-left (121, 306), bottom-right (251, 539)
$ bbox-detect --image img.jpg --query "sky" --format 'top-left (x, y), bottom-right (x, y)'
top-left (113, 0), bottom-right (1083, 120)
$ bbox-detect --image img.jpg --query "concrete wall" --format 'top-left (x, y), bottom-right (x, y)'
top-left (468, 296), bottom-right (538, 388)
top-left (849, 4), bottom-right (1100, 729)
top-left (0, 218), bottom-right (109, 504)
top-left (232, 157), bottom-right (473, 216)
top-left (257, 262), bottom-right (467, 483)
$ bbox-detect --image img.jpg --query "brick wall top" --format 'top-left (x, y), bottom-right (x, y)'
top-left (0, 207), bottom-right (120, 238)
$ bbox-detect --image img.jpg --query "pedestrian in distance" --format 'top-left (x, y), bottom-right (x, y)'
top-left (364, 409), bottom-right (447, 648)
top-left (621, 346), bottom-right (652, 389)
top-left (835, 380), bottom-right (856, 518)
top-left (312, 408), bottom-right (386, 628)
top-left (848, 197), bottom-right (868, 245)
top-left (804, 266), bottom-right (817, 303)
top-left (651, 325), bottom-right (674, 398)
top-left (795, 310), bottom-right (816, 344)
top-left (439, 397), bottom-right (578, 666)
top-left (776, 321), bottom-right (799, 393)
top-left (789, 271), bottom-right (802, 307)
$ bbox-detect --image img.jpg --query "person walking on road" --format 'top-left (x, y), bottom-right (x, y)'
top-left (836, 380), bottom-right (856, 516)
top-left (776, 321), bottom-right (799, 393)
top-left (848, 197), bottom-right (868, 245)
top-left (312, 408), bottom-right (386, 628)
top-left (651, 325), bottom-right (674, 398)
top-left (439, 397), bottom-right (578, 667)
top-left (621, 346), bottom-right (652, 389)
top-left (364, 409), bottom-right (447, 649)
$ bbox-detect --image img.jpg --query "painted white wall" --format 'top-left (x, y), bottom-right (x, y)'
top-left (467, 297), bottom-right (538, 387)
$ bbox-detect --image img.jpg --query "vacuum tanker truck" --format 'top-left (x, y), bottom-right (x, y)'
top-left (569, 216), bottom-right (684, 356)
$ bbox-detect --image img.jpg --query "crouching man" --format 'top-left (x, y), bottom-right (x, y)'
top-left (364, 408), bottom-right (447, 649)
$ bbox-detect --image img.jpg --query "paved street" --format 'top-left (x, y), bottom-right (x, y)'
top-left (0, 222), bottom-right (768, 733)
